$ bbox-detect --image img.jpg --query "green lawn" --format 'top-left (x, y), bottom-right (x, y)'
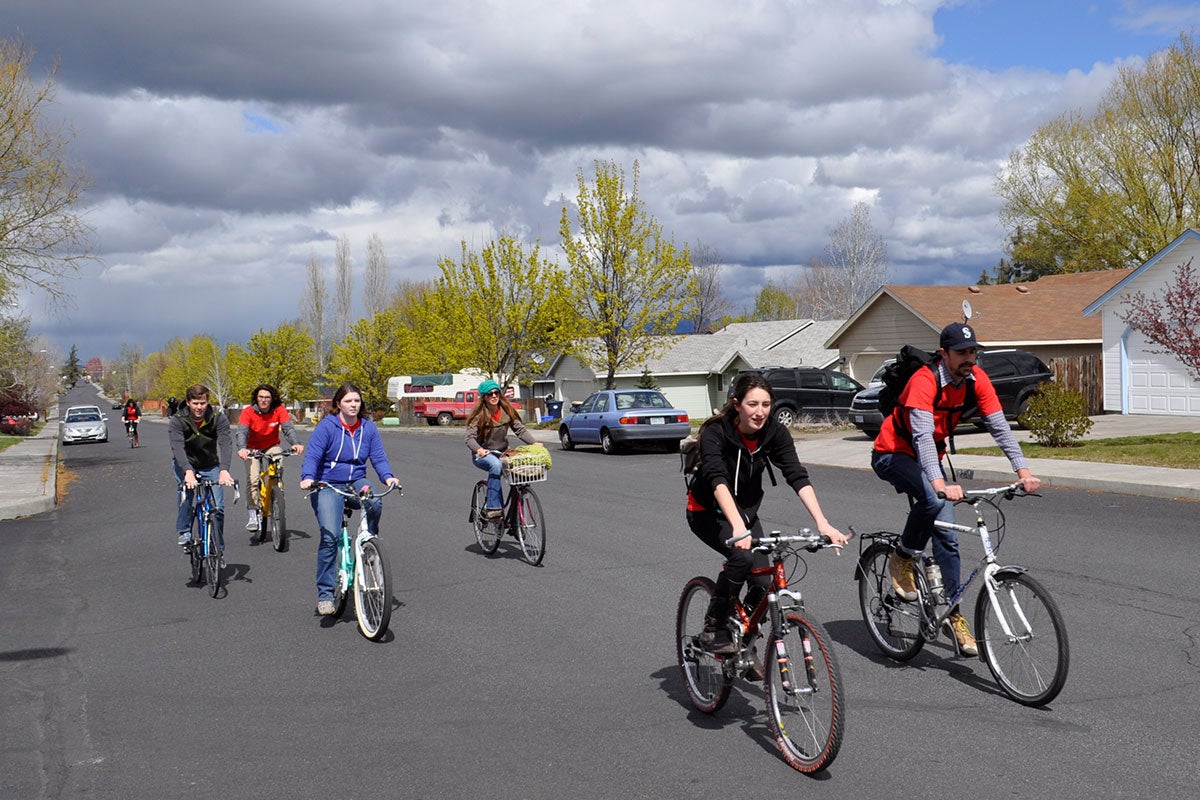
top-left (957, 432), bottom-right (1200, 470)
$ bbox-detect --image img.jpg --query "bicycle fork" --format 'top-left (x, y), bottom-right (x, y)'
top-left (767, 590), bottom-right (819, 700)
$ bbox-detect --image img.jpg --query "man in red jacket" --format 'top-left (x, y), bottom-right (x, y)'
top-left (870, 322), bottom-right (1041, 656)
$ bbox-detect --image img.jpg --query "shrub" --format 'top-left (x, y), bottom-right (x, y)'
top-left (0, 417), bottom-right (34, 436)
top-left (1018, 382), bottom-right (1094, 447)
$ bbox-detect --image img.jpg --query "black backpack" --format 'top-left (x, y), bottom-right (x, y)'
top-left (878, 344), bottom-right (976, 452)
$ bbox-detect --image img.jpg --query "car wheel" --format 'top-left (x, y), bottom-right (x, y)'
top-left (600, 429), bottom-right (618, 454)
top-left (436, 412), bottom-right (453, 426)
top-left (559, 427), bottom-right (574, 451)
top-left (862, 427), bottom-right (880, 439)
top-left (774, 406), bottom-right (797, 428)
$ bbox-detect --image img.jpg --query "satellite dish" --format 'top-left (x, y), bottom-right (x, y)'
top-left (962, 299), bottom-right (973, 321)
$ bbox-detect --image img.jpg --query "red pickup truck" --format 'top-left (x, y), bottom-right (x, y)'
top-left (413, 391), bottom-right (523, 426)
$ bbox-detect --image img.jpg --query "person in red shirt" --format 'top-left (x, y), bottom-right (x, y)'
top-left (871, 322), bottom-right (1041, 656)
top-left (236, 384), bottom-right (304, 534)
top-left (121, 399), bottom-right (141, 447)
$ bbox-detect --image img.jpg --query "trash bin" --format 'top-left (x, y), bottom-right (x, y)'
top-left (545, 400), bottom-right (563, 419)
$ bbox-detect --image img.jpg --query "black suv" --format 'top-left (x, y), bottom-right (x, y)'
top-left (849, 348), bottom-right (1053, 438)
top-left (732, 367), bottom-right (864, 427)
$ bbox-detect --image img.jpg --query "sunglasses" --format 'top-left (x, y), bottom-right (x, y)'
top-left (486, 390), bottom-right (501, 397)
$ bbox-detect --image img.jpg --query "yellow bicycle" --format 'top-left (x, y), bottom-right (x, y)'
top-left (246, 449), bottom-right (295, 552)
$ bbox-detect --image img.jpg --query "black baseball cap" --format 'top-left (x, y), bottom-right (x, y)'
top-left (940, 322), bottom-right (977, 351)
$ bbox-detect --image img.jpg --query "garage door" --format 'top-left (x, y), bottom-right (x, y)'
top-left (1125, 334), bottom-right (1200, 415)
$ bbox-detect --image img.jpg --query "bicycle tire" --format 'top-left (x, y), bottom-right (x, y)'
top-left (675, 576), bottom-right (733, 713)
top-left (975, 570), bottom-right (1069, 706)
top-left (765, 613), bottom-right (844, 773)
top-left (188, 533), bottom-right (202, 584)
top-left (857, 542), bottom-right (925, 660)
top-left (203, 515), bottom-right (222, 598)
top-left (471, 481), bottom-right (501, 555)
top-left (270, 484), bottom-right (288, 552)
top-left (514, 487), bottom-right (546, 566)
top-left (353, 536), bottom-right (393, 641)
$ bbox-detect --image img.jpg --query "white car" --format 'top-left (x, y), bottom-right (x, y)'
top-left (62, 405), bottom-right (109, 444)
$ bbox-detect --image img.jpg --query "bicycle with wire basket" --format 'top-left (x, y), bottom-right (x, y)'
top-left (676, 530), bottom-right (846, 774)
top-left (855, 482), bottom-right (1069, 706)
top-left (245, 448), bottom-right (295, 552)
top-left (468, 449), bottom-right (547, 566)
top-left (309, 481), bottom-right (401, 641)
top-left (179, 478), bottom-right (239, 598)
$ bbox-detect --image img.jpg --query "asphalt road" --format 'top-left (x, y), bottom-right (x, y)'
top-left (1, 404), bottom-right (1196, 799)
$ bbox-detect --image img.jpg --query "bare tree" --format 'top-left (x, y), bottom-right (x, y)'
top-left (686, 242), bottom-right (730, 333)
top-left (299, 251), bottom-right (330, 375)
top-left (800, 202), bottom-right (888, 319)
top-left (334, 234), bottom-right (354, 342)
top-left (363, 233), bottom-right (389, 319)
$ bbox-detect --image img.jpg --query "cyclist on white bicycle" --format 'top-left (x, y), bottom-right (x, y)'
top-left (870, 322), bottom-right (1042, 655)
top-left (686, 372), bottom-right (846, 656)
top-left (236, 383), bottom-right (305, 535)
top-left (299, 383), bottom-right (399, 617)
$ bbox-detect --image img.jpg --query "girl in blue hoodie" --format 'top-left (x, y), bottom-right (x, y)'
top-left (300, 383), bottom-right (400, 616)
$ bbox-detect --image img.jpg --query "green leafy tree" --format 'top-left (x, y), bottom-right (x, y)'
top-left (61, 344), bottom-right (84, 385)
top-left (0, 38), bottom-right (94, 304)
top-left (158, 335), bottom-right (237, 406)
top-left (236, 323), bottom-right (318, 402)
top-left (998, 32), bottom-right (1200, 273)
top-left (635, 367), bottom-right (661, 390)
top-left (325, 309), bottom-right (409, 411)
top-left (750, 281), bottom-right (800, 320)
top-left (560, 159), bottom-right (693, 388)
top-left (426, 237), bottom-right (576, 388)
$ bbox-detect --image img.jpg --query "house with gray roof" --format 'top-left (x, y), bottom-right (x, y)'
top-left (533, 319), bottom-right (844, 420)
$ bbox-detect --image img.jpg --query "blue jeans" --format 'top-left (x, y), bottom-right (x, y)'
top-left (472, 453), bottom-right (504, 509)
top-left (173, 463), bottom-right (226, 553)
top-left (870, 451), bottom-right (962, 601)
top-left (310, 481), bottom-right (381, 601)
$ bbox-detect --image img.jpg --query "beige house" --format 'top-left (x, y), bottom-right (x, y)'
top-left (824, 270), bottom-right (1134, 396)
top-left (535, 319), bottom-right (845, 420)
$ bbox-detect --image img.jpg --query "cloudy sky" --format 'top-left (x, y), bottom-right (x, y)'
top-left (6, 0), bottom-right (1198, 363)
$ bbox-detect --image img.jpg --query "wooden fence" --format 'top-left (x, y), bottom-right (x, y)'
top-left (1047, 354), bottom-right (1103, 415)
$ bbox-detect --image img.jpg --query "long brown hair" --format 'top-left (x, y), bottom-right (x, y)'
top-left (465, 390), bottom-right (521, 441)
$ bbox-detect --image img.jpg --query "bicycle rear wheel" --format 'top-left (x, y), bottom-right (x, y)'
top-left (270, 485), bottom-right (288, 552)
top-left (514, 487), bottom-right (546, 566)
top-left (676, 576), bottom-right (733, 713)
top-left (354, 536), bottom-right (393, 641)
top-left (471, 482), bottom-right (500, 554)
top-left (976, 570), bottom-right (1069, 706)
top-left (857, 542), bottom-right (924, 660)
top-left (765, 613), bottom-right (844, 773)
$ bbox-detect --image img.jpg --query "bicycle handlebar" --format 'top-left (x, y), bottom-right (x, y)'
top-left (937, 482), bottom-right (1039, 504)
top-left (308, 481), bottom-right (402, 500)
top-left (245, 449), bottom-right (296, 459)
top-left (178, 478), bottom-right (240, 504)
top-left (725, 528), bottom-right (849, 553)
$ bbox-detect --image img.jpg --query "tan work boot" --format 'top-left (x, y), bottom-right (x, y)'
top-left (943, 610), bottom-right (978, 656)
top-left (887, 550), bottom-right (918, 601)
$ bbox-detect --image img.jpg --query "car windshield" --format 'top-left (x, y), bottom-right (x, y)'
top-left (67, 411), bottom-right (101, 422)
top-left (614, 391), bottom-right (669, 410)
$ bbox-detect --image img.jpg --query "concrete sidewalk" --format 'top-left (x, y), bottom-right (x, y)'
top-left (3, 410), bottom-right (1199, 522)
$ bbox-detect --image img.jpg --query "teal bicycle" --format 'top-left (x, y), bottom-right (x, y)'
top-left (312, 482), bottom-right (401, 641)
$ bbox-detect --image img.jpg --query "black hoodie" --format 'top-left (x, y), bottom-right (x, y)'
top-left (688, 412), bottom-right (812, 517)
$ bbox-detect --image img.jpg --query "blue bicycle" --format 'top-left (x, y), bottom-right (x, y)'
top-left (180, 479), bottom-right (239, 598)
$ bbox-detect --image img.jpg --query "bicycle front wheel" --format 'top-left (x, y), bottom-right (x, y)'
top-left (675, 576), bottom-right (732, 713)
top-left (188, 534), bottom-right (202, 585)
top-left (471, 482), bottom-right (500, 554)
top-left (354, 536), bottom-right (393, 641)
top-left (857, 542), bottom-right (924, 660)
top-left (270, 485), bottom-right (288, 552)
top-left (976, 570), bottom-right (1069, 706)
top-left (203, 519), bottom-right (222, 598)
top-left (765, 613), bottom-right (845, 773)
top-left (514, 487), bottom-right (546, 566)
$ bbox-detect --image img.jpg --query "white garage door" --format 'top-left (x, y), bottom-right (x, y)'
top-left (1126, 335), bottom-right (1200, 415)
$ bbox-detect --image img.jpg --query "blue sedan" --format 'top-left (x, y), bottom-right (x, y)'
top-left (558, 389), bottom-right (690, 454)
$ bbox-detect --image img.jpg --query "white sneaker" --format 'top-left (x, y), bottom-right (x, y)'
top-left (246, 510), bottom-right (260, 532)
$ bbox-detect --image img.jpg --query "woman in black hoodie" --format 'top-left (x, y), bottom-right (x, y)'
top-left (686, 372), bottom-right (847, 654)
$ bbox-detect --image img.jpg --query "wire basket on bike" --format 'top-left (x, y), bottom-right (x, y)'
top-left (504, 451), bottom-right (549, 484)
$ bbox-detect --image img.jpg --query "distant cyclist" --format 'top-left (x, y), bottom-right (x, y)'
top-left (168, 384), bottom-right (236, 555)
top-left (236, 384), bottom-right (305, 535)
top-left (465, 380), bottom-right (536, 519)
top-left (299, 383), bottom-right (400, 616)
top-left (122, 398), bottom-right (141, 447)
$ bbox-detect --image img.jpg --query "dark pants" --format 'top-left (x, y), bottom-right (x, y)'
top-left (871, 450), bottom-right (963, 601)
top-left (687, 509), bottom-right (771, 604)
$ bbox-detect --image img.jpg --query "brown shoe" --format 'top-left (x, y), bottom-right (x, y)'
top-left (943, 611), bottom-right (978, 656)
top-left (887, 550), bottom-right (918, 601)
